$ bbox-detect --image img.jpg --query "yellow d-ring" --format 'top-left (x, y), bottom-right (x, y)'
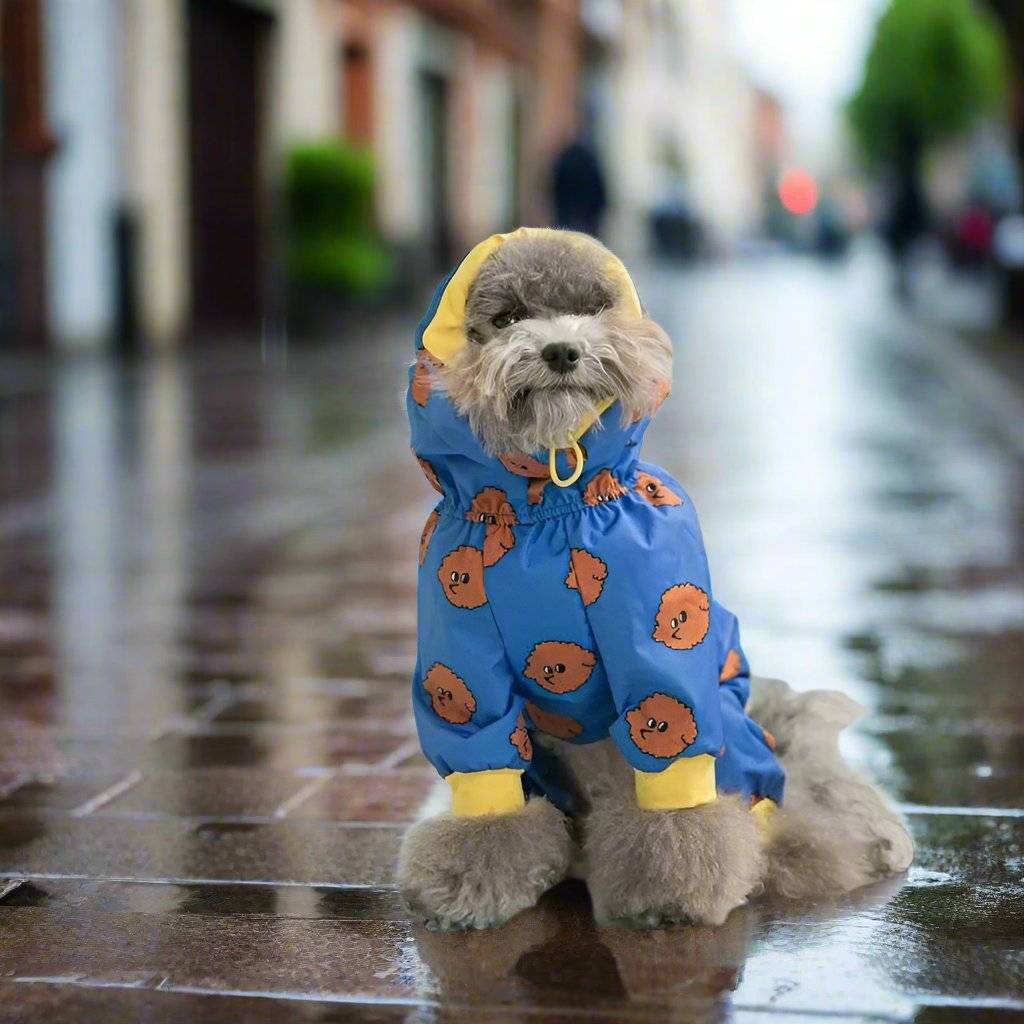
top-left (549, 439), bottom-right (585, 488)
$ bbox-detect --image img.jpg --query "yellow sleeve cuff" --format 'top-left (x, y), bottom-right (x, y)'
top-left (634, 754), bottom-right (717, 811)
top-left (447, 768), bottom-right (525, 818)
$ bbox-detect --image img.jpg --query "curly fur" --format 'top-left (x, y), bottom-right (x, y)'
top-left (397, 796), bottom-right (573, 929)
top-left (437, 234), bottom-right (672, 454)
top-left (585, 791), bottom-right (766, 927)
top-left (747, 677), bottom-right (914, 899)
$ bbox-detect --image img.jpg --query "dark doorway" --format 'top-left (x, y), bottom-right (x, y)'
top-left (0, 0), bottom-right (53, 347)
top-left (186, 0), bottom-right (271, 334)
top-left (341, 42), bottom-right (374, 145)
top-left (419, 70), bottom-right (453, 272)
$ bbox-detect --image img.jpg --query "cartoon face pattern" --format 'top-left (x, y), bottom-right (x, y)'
top-left (564, 548), bottom-right (608, 607)
top-left (468, 488), bottom-right (517, 567)
top-left (423, 663), bottom-right (476, 724)
top-left (437, 546), bottom-right (487, 609)
top-left (526, 478), bottom-right (550, 505)
top-left (510, 713), bottom-right (533, 760)
top-left (498, 452), bottom-right (549, 478)
top-left (759, 726), bottom-right (777, 751)
top-left (417, 457), bottom-right (443, 495)
top-left (419, 510), bottom-right (439, 566)
top-left (652, 583), bottom-right (710, 650)
top-left (719, 648), bottom-right (742, 683)
top-left (626, 692), bottom-right (697, 758)
top-left (525, 701), bottom-right (584, 740)
top-left (524, 641), bottom-right (597, 694)
top-left (634, 471), bottom-right (682, 507)
top-left (583, 469), bottom-right (628, 507)
top-left (411, 350), bottom-right (440, 407)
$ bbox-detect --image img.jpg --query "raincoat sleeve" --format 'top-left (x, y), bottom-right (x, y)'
top-left (413, 543), bottom-right (532, 818)
top-left (577, 501), bottom-right (726, 811)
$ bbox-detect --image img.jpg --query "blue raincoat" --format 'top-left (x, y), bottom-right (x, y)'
top-left (408, 230), bottom-right (784, 817)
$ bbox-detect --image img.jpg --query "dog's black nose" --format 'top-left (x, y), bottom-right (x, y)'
top-left (541, 342), bottom-right (580, 374)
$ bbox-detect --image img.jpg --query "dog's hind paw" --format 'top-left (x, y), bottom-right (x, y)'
top-left (397, 796), bottom-right (573, 930)
top-left (585, 794), bottom-right (766, 928)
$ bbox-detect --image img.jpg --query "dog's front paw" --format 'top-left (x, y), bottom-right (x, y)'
top-left (586, 794), bottom-right (765, 927)
top-left (397, 797), bottom-right (573, 930)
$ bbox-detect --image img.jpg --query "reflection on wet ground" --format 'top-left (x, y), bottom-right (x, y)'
top-left (2, 253), bottom-right (1023, 1022)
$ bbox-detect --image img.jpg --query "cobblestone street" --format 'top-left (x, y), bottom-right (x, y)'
top-left (1, 251), bottom-right (1022, 1022)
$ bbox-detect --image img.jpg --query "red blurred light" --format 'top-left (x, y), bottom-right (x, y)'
top-left (778, 169), bottom-right (818, 217)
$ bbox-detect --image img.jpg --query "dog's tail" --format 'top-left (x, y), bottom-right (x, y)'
top-left (748, 677), bottom-right (914, 900)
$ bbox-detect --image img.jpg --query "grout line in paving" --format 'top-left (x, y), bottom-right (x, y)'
top-left (373, 736), bottom-right (422, 771)
top-left (0, 871), bottom-right (397, 891)
top-left (899, 803), bottom-right (1024, 818)
top-left (69, 771), bottom-right (144, 818)
top-left (272, 772), bottom-right (336, 819)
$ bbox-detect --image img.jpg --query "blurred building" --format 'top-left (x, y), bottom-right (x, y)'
top-left (1, 0), bottom-right (767, 352)
top-left (585, 0), bottom-right (765, 256)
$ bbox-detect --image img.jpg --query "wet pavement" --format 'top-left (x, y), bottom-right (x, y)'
top-left (1, 250), bottom-right (1023, 1023)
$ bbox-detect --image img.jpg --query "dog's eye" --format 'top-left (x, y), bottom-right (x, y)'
top-left (657, 721), bottom-right (668, 733)
top-left (646, 717), bottom-right (657, 729)
top-left (492, 308), bottom-right (523, 330)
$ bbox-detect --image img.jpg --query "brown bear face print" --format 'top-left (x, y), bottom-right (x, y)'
top-left (422, 663), bottom-right (476, 724)
top-left (652, 583), bottom-right (710, 650)
top-left (626, 692), bottom-right (697, 758)
top-left (498, 452), bottom-right (549, 478)
top-left (468, 488), bottom-right (517, 567)
top-left (523, 641), bottom-right (597, 694)
top-left (564, 548), bottom-right (608, 607)
top-left (583, 469), bottom-right (628, 507)
top-left (526, 478), bottom-right (550, 505)
top-left (510, 713), bottom-right (533, 760)
top-left (437, 546), bottom-right (487, 609)
top-left (417, 457), bottom-right (443, 495)
top-left (719, 648), bottom-right (742, 683)
top-left (525, 701), bottom-right (584, 740)
top-left (411, 350), bottom-right (440, 407)
top-left (759, 726), bottom-right (777, 751)
top-left (419, 510), bottom-right (440, 566)
top-left (635, 471), bottom-right (682, 507)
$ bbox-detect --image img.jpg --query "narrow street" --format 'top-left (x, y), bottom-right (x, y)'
top-left (1, 249), bottom-right (1022, 1022)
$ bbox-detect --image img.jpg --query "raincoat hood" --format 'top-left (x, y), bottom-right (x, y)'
top-left (408, 228), bottom-right (654, 521)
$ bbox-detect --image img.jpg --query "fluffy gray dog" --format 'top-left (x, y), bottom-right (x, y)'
top-left (399, 231), bottom-right (913, 930)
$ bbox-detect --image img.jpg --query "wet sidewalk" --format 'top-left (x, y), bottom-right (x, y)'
top-left (1, 253), bottom-right (1022, 1023)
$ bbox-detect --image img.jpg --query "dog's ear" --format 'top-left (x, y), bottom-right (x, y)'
top-left (601, 313), bottom-right (673, 423)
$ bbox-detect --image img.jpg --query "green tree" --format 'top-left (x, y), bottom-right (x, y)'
top-left (848, 0), bottom-right (1008, 167)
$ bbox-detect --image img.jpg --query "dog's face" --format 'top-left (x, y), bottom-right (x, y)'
top-left (439, 234), bottom-right (673, 454)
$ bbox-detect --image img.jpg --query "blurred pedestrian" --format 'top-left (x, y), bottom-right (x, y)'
top-left (551, 138), bottom-right (608, 239)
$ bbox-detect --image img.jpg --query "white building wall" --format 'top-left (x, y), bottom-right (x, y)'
top-left (271, 0), bottom-right (340, 146)
top-left (44, 0), bottom-right (121, 349)
top-left (121, 0), bottom-right (188, 347)
top-left (375, 7), bottom-right (424, 242)
top-left (467, 57), bottom-right (516, 238)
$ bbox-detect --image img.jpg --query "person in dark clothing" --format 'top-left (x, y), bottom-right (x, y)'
top-left (551, 140), bottom-right (608, 238)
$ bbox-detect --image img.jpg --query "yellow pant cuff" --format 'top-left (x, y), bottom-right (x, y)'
top-left (447, 768), bottom-right (525, 818)
top-left (751, 797), bottom-right (778, 831)
top-left (634, 754), bottom-right (717, 811)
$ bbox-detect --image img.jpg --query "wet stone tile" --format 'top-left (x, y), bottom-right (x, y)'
top-left (98, 768), bottom-right (314, 818)
top-left (288, 771), bottom-right (441, 822)
top-left (0, 813), bottom-right (402, 886)
top-left (0, 771), bottom-right (136, 813)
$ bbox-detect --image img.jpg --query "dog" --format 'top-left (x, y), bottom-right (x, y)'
top-left (400, 228), bottom-right (912, 929)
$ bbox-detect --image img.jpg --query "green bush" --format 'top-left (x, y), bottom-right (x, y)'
top-left (848, 0), bottom-right (1008, 165)
top-left (285, 142), bottom-right (393, 296)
